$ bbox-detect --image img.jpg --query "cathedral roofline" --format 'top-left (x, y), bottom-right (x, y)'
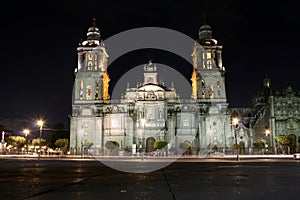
top-left (137, 83), bottom-right (171, 92)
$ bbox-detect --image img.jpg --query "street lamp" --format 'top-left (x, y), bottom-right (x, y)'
top-left (23, 129), bottom-right (30, 154)
top-left (1, 131), bottom-right (4, 143)
top-left (265, 128), bottom-right (271, 153)
top-left (140, 118), bottom-right (146, 161)
top-left (232, 117), bottom-right (239, 161)
top-left (37, 120), bottom-right (44, 160)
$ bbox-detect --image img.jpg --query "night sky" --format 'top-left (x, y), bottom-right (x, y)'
top-left (1, 0), bottom-right (300, 129)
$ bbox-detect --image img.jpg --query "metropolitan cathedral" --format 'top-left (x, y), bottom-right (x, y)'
top-left (70, 21), bottom-right (300, 155)
top-left (69, 20), bottom-right (235, 155)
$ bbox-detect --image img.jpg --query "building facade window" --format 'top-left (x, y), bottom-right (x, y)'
top-left (80, 80), bottom-right (84, 89)
top-left (88, 53), bottom-right (93, 70)
top-left (208, 85), bottom-right (214, 99)
top-left (94, 54), bottom-right (98, 70)
top-left (86, 86), bottom-right (92, 100)
top-left (79, 80), bottom-right (84, 100)
top-left (207, 60), bottom-right (212, 69)
top-left (202, 52), bottom-right (212, 69)
top-left (217, 78), bottom-right (220, 88)
top-left (202, 89), bottom-right (205, 99)
top-left (95, 80), bottom-right (99, 99)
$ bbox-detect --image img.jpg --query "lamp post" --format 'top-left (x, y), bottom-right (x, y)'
top-left (37, 120), bottom-right (44, 160)
top-left (140, 118), bottom-right (146, 161)
top-left (232, 117), bottom-right (239, 161)
top-left (23, 129), bottom-right (30, 154)
top-left (1, 131), bottom-right (5, 155)
top-left (1, 131), bottom-right (4, 143)
top-left (265, 129), bottom-right (271, 154)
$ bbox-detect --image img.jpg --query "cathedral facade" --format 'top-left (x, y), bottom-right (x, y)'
top-left (69, 21), bottom-right (248, 155)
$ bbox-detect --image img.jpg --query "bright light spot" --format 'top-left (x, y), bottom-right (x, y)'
top-left (23, 129), bottom-right (30, 135)
top-left (140, 118), bottom-right (146, 127)
top-left (37, 120), bottom-right (44, 128)
top-left (232, 118), bottom-right (239, 126)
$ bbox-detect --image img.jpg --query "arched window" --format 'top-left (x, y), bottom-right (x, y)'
top-left (79, 80), bottom-right (84, 99)
top-left (217, 78), bottom-right (220, 88)
top-left (201, 79), bottom-right (206, 99)
top-left (94, 54), bottom-right (98, 70)
top-left (208, 85), bottom-right (214, 99)
top-left (80, 80), bottom-right (84, 89)
top-left (202, 89), bottom-right (205, 99)
top-left (202, 52), bottom-right (212, 69)
top-left (87, 54), bottom-right (93, 70)
top-left (86, 86), bottom-right (92, 100)
top-left (207, 60), bottom-right (212, 69)
top-left (95, 80), bottom-right (99, 100)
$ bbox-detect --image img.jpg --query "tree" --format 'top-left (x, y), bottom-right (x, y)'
top-left (252, 140), bottom-right (265, 154)
top-left (253, 140), bottom-right (265, 148)
top-left (287, 134), bottom-right (297, 154)
top-left (105, 141), bottom-right (117, 150)
top-left (104, 141), bottom-right (118, 155)
top-left (179, 141), bottom-right (192, 150)
top-left (209, 144), bottom-right (218, 151)
top-left (275, 135), bottom-right (291, 145)
top-left (275, 135), bottom-right (291, 154)
top-left (154, 141), bottom-right (168, 150)
top-left (83, 141), bottom-right (94, 149)
top-left (47, 122), bottom-right (69, 149)
top-left (179, 141), bottom-right (192, 155)
top-left (32, 138), bottom-right (47, 146)
top-left (55, 139), bottom-right (69, 154)
top-left (232, 143), bottom-right (241, 155)
top-left (6, 136), bottom-right (26, 153)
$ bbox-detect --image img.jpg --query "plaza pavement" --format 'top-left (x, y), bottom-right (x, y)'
top-left (1, 154), bottom-right (300, 200)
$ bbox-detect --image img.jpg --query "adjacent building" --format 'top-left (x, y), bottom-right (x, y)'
top-left (231, 76), bottom-right (300, 153)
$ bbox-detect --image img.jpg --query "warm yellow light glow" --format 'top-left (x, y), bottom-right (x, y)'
top-left (103, 72), bottom-right (110, 101)
top-left (23, 129), bottom-right (30, 135)
top-left (37, 120), bottom-right (44, 128)
top-left (207, 52), bottom-right (211, 59)
top-left (191, 69), bottom-right (197, 100)
top-left (232, 118), bottom-right (239, 126)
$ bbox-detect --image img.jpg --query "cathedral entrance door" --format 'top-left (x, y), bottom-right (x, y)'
top-left (239, 141), bottom-right (245, 155)
top-left (146, 137), bottom-right (155, 153)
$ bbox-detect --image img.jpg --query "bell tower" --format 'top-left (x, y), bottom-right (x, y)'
top-left (74, 18), bottom-right (109, 102)
top-left (70, 19), bottom-right (109, 154)
top-left (191, 24), bottom-right (227, 102)
top-left (143, 60), bottom-right (158, 85)
top-left (191, 23), bottom-right (230, 150)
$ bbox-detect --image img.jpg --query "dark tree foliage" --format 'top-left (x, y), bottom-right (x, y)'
top-left (154, 141), bottom-right (168, 149)
top-left (47, 122), bottom-right (70, 149)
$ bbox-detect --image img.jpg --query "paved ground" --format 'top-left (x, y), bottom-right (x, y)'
top-left (0, 157), bottom-right (300, 200)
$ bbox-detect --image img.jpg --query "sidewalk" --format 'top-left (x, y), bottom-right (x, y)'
top-left (0, 154), bottom-right (294, 160)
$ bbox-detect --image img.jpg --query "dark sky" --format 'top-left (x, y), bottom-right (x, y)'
top-left (1, 0), bottom-right (300, 129)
